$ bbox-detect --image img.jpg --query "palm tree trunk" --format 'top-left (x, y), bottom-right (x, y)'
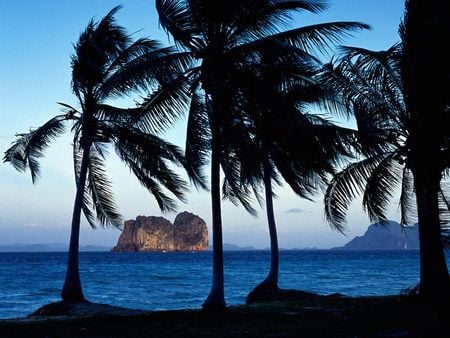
top-left (413, 167), bottom-right (450, 306)
top-left (253, 160), bottom-right (279, 292)
top-left (61, 144), bottom-right (90, 302)
top-left (263, 162), bottom-right (279, 289)
top-left (403, 0), bottom-right (450, 307)
top-left (202, 129), bottom-right (226, 310)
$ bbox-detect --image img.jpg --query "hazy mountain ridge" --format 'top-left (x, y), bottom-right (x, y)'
top-left (1, 221), bottom-right (420, 252)
top-left (333, 221), bottom-right (420, 250)
top-left (0, 243), bottom-right (111, 252)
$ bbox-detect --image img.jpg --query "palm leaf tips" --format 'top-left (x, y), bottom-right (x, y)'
top-left (4, 116), bottom-right (67, 183)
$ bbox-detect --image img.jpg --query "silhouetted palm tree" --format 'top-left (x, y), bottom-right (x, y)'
top-left (155, 0), bottom-right (368, 310)
top-left (4, 6), bottom-right (188, 302)
top-left (400, 0), bottom-right (450, 304)
top-left (320, 0), bottom-right (450, 305)
top-left (221, 52), bottom-right (356, 299)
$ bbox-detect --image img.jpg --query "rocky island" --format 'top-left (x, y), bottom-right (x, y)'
top-left (112, 211), bottom-right (208, 252)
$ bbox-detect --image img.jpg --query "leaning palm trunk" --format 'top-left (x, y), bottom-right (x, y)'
top-left (262, 163), bottom-right (279, 289)
top-left (259, 161), bottom-right (280, 290)
top-left (202, 121), bottom-right (226, 310)
top-left (246, 161), bottom-right (279, 303)
top-left (413, 165), bottom-right (450, 305)
top-left (61, 143), bottom-right (90, 301)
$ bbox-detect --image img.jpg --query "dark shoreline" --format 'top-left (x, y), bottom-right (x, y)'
top-left (0, 294), bottom-right (447, 337)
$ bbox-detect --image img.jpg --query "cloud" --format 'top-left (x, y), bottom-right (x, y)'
top-left (23, 222), bottom-right (41, 228)
top-left (285, 208), bottom-right (304, 214)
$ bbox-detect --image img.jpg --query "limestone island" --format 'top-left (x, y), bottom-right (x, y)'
top-left (112, 211), bottom-right (208, 252)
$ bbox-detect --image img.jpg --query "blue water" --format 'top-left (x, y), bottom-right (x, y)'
top-left (0, 250), bottom-right (445, 319)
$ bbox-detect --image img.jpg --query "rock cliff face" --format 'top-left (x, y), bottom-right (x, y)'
top-left (112, 211), bottom-right (208, 252)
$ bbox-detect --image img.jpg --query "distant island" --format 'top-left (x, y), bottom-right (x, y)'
top-left (0, 220), bottom-right (421, 252)
top-left (0, 243), bottom-right (111, 252)
top-left (220, 243), bottom-right (256, 251)
top-left (332, 221), bottom-right (419, 250)
top-left (112, 211), bottom-right (208, 252)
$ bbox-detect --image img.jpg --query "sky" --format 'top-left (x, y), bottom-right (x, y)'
top-left (0, 0), bottom-right (406, 249)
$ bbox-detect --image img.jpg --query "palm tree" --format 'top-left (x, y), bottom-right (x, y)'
top-left (400, 0), bottom-right (450, 304)
top-left (3, 6), bottom-right (188, 302)
top-left (220, 52), bottom-right (356, 300)
top-left (320, 0), bottom-right (450, 305)
top-left (155, 0), bottom-right (368, 310)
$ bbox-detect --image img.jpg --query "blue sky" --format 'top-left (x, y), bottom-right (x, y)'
top-left (0, 0), bottom-right (406, 249)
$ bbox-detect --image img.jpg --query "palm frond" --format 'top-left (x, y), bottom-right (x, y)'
top-left (73, 143), bottom-right (97, 227)
top-left (71, 5), bottom-right (129, 97)
top-left (117, 153), bottom-right (180, 213)
top-left (221, 148), bottom-right (259, 216)
top-left (317, 51), bottom-right (405, 157)
top-left (438, 182), bottom-right (450, 249)
top-left (95, 105), bottom-right (141, 124)
top-left (56, 102), bottom-right (82, 118)
top-left (105, 37), bottom-right (163, 75)
top-left (271, 22), bottom-right (370, 57)
top-left (100, 38), bottom-right (166, 98)
top-left (339, 44), bottom-right (402, 88)
top-left (3, 115), bottom-right (67, 183)
top-left (232, 0), bottom-right (328, 42)
top-left (133, 72), bottom-right (193, 134)
top-left (222, 175), bottom-right (258, 217)
top-left (102, 47), bottom-right (193, 100)
top-left (112, 126), bottom-right (189, 209)
top-left (184, 91), bottom-right (210, 190)
top-left (86, 148), bottom-right (122, 228)
top-left (156, 0), bottom-right (198, 50)
top-left (324, 155), bottom-right (385, 232)
top-left (362, 153), bottom-right (402, 224)
top-left (399, 166), bottom-right (416, 226)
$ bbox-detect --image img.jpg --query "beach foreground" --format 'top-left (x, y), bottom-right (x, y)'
top-left (0, 293), bottom-right (447, 337)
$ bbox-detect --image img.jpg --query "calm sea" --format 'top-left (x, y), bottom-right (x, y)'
top-left (0, 250), bottom-right (448, 319)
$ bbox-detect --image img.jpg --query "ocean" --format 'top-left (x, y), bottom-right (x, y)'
top-left (0, 250), bottom-right (447, 319)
